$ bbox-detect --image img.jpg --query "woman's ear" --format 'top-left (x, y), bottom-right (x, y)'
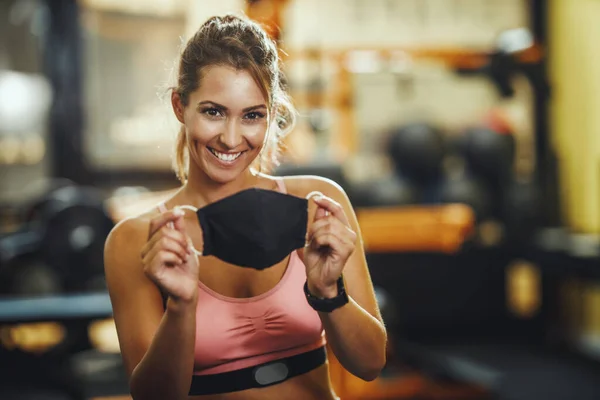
top-left (171, 91), bottom-right (185, 124)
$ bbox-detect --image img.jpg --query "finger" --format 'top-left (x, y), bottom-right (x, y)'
top-left (307, 216), bottom-right (332, 240)
top-left (311, 196), bottom-right (350, 226)
top-left (142, 234), bottom-right (189, 265)
top-left (307, 192), bottom-right (328, 221)
top-left (150, 251), bottom-right (185, 270)
top-left (311, 230), bottom-right (356, 256)
top-left (148, 208), bottom-right (185, 239)
top-left (164, 226), bottom-right (190, 252)
top-left (158, 236), bottom-right (190, 262)
top-left (143, 245), bottom-right (186, 268)
top-left (314, 206), bottom-right (328, 221)
top-left (310, 232), bottom-right (341, 250)
top-left (308, 216), bottom-right (355, 243)
top-left (172, 207), bottom-right (188, 234)
top-left (328, 217), bottom-right (358, 244)
top-left (145, 226), bottom-right (190, 255)
top-left (148, 227), bottom-right (188, 251)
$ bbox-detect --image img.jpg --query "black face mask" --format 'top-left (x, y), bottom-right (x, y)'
top-left (180, 188), bottom-right (315, 270)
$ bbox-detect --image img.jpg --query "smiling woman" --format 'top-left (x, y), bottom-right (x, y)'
top-left (174, 66), bottom-right (271, 184)
top-left (170, 16), bottom-right (296, 185)
top-left (103, 13), bottom-right (387, 400)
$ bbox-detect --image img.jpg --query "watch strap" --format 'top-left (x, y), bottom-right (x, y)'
top-left (304, 276), bottom-right (349, 313)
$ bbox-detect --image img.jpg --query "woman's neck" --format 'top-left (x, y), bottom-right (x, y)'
top-left (180, 165), bottom-right (261, 207)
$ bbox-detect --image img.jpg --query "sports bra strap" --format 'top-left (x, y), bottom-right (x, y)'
top-left (275, 178), bottom-right (287, 194)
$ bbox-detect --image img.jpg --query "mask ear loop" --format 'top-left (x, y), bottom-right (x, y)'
top-left (177, 205), bottom-right (203, 257)
top-left (304, 191), bottom-right (330, 248)
top-left (306, 191), bottom-right (323, 201)
top-left (306, 191), bottom-right (330, 217)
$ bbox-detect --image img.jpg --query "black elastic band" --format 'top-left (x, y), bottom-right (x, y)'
top-left (189, 346), bottom-right (327, 395)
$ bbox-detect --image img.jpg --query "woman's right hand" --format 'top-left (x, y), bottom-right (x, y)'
top-left (140, 208), bottom-right (199, 303)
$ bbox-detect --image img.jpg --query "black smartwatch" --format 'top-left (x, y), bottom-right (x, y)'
top-left (304, 276), bottom-right (349, 313)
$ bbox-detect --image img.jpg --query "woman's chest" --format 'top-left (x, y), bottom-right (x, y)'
top-left (195, 281), bottom-right (320, 338)
top-left (197, 254), bottom-right (290, 299)
top-left (193, 276), bottom-right (322, 351)
top-left (192, 254), bottom-right (324, 371)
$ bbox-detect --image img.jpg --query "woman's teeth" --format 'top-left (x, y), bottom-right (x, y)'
top-left (209, 148), bottom-right (243, 162)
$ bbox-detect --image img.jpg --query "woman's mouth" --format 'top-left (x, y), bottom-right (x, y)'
top-left (207, 147), bottom-right (245, 165)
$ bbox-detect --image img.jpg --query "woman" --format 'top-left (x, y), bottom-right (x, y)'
top-left (104, 14), bottom-right (387, 400)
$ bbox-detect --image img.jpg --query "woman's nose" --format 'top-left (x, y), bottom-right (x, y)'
top-left (219, 120), bottom-right (243, 149)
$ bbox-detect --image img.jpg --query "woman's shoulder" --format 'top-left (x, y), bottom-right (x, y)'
top-left (104, 208), bottom-right (157, 260)
top-left (106, 187), bottom-right (180, 246)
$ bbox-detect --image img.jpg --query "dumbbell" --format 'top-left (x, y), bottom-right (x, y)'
top-left (387, 122), bottom-right (446, 184)
top-left (0, 185), bottom-right (114, 295)
top-left (457, 125), bottom-right (516, 187)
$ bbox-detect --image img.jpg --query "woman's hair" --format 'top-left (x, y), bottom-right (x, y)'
top-left (173, 14), bottom-right (296, 183)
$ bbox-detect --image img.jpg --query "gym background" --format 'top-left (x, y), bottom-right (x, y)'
top-left (1, 0), bottom-right (599, 399)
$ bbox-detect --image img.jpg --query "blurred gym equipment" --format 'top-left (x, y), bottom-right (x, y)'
top-left (0, 185), bottom-right (114, 295)
top-left (430, 173), bottom-right (493, 222)
top-left (502, 178), bottom-right (542, 245)
top-left (19, 179), bottom-right (77, 220)
top-left (453, 25), bottom-right (558, 228)
top-left (455, 27), bottom-right (546, 99)
top-left (0, 293), bottom-right (112, 323)
top-left (445, 119), bottom-right (518, 223)
top-left (387, 122), bottom-right (446, 184)
top-left (351, 176), bottom-right (419, 208)
top-left (356, 204), bottom-right (475, 254)
top-left (0, 292), bottom-right (117, 399)
top-left (460, 126), bottom-right (516, 187)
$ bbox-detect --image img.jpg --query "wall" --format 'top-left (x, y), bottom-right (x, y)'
top-left (550, 0), bottom-right (600, 358)
top-left (549, 0), bottom-right (600, 235)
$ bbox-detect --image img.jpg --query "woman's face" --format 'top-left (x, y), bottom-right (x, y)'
top-left (174, 65), bottom-right (269, 184)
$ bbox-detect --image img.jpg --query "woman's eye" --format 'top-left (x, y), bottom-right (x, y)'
top-left (245, 112), bottom-right (265, 120)
top-left (203, 108), bottom-right (222, 117)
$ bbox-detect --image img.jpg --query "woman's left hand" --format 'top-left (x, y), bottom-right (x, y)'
top-left (304, 194), bottom-right (357, 298)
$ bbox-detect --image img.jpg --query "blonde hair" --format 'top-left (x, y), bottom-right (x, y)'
top-left (172, 14), bottom-right (296, 183)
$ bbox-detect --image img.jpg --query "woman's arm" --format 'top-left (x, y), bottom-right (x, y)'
top-left (104, 212), bottom-right (197, 400)
top-left (298, 177), bottom-right (388, 381)
top-left (310, 286), bottom-right (386, 382)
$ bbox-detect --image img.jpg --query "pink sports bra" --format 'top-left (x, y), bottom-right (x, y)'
top-left (157, 179), bottom-right (326, 376)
